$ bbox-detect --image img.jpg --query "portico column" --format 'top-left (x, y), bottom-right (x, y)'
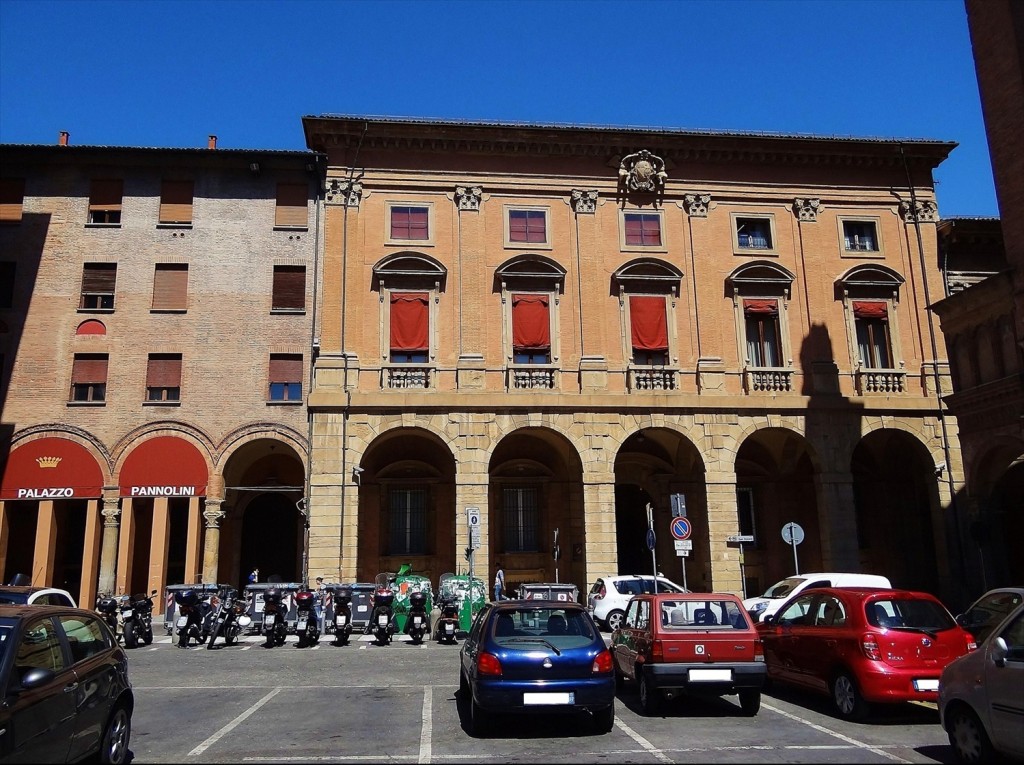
top-left (582, 473), bottom-right (617, 590)
top-left (705, 470), bottom-right (743, 595)
top-left (455, 468), bottom-right (489, 584)
top-left (201, 499), bottom-right (225, 585)
top-left (32, 500), bottom-right (57, 587)
top-left (814, 472), bottom-right (860, 571)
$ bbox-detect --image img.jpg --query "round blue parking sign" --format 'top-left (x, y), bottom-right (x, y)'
top-left (645, 528), bottom-right (656, 551)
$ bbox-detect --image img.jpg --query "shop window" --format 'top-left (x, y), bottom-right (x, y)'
top-left (623, 212), bottom-right (662, 247)
top-left (629, 295), bottom-right (669, 366)
top-left (158, 180), bottom-right (194, 225)
top-left (507, 208), bottom-right (548, 245)
top-left (146, 353), bottom-right (181, 402)
top-left (152, 264), bottom-right (188, 311)
top-left (272, 265), bottom-right (306, 312)
top-left (275, 182), bottom-right (308, 229)
top-left (268, 354), bottom-right (302, 401)
top-left (80, 263), bottom-right (117, 311)
top-left (502, 486), bottom-right (539, 553)
top-left (853, 301), bottom-right (892, 368)
top-left (390, 206), bottom-right (429, 241)
top-left (512, 294), bottom-right (551, 364)
top-left (70, 353), bottom-right (108, 403)
top-left (0, 178), bottom-right (25, 224)
top-left (87, 179), bottom-right (122, 225)
top-left (388, 488), bottom-right (427, 556)
top-left (743, 299), bottom-right (782, 367)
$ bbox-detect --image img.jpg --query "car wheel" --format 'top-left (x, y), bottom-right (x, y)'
top-left (831, 672), bottom-right (869, 721)
top-left (470, 696), bottom-right (490, 736)
top-left (98, 703), bottom-right (131, 764)
top-left (639, 671), bottom-right (661, 715)
top-left (593, 700), bottom-right (615, 734)
top-left (459, 670), bottom-right (470, 700)
top-left (947, 706), bottom-right (996, 764)
top-left (739, 690), bottom-right (761, 716)
top-left (605, 610), bottom-right (625, 632)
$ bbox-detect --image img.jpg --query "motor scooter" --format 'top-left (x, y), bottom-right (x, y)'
top-left (206, 587), bottom-right (251, 648)
top-left (370, 573), bottom-right (396, 645)
top-left (121, 590), bottom-right (157, 648)
top-left (261, 587), bottom-right (289, 648)
top-left (405, 590), bottom-right (429, 645)
top-left (95, 595), bottom-right (121, 643)
top-left (174, 588), bottom-right (212, 648)
top-left (435, 594), bottom-right (460, 644)
top-left (293, 588), bottom-right (320, 648)
top-left (331, 586), bottom-right (353, 646)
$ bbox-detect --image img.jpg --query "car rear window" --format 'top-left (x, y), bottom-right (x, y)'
top-left (615, 579), bottom-right (644, 595)
top-left (0, 593), bottom-right (29, 605)
top-left (492, 607), bottom-right (598, 647)
top-left (866, 598), bottom-right (955, 631)
top-left (658, 599), bottom-right (748, 629)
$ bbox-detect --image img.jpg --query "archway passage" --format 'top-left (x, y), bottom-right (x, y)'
top-left (971, 443), bottom-right (1024, 591)
top-left (240, 493), bottom-right (302, 587)
top-left (614, 485), bottom-right (653, 576)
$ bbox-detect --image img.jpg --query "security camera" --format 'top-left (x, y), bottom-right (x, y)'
top-left (352, 466), bottom-right (364, 474)
top-left (934, 461), bottom-right (946, 476)
top-left (352, 466), bottom-right (364, 485)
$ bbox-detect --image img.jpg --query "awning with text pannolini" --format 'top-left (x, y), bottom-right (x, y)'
top-left (1, 437), bottom-right (104, 500)
top-left (119, 436), bottom-right (208, 498)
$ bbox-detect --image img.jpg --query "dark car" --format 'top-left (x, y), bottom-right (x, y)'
top-left (610, 592), bottom-right (767, 716)
top-left (0, 604), bottom-right (133, 763)
top-left (458, 600), bottom-right (615, 736)
top-left (758, 587), bottom-right (976, 720)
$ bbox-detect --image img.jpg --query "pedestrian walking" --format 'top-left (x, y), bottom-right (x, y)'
top-left (248, 568), bottom-right (259, 585)
top-left (494, 562), bottom-right (506, 601)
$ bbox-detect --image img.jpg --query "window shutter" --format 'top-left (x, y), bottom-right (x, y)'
top-left (275, 183), bottom-right (308, 227)
top-left (512, 294), bottom-right (550, 350)
top-left (89, 179), bottom-right (123, 212)
top-left (72, 354), bottom-right (108, 384)
top-left (852, 301), bottom-right (888, 319)
top-left (269, 354), bottom-right (303, 382)
top-left (390, 292), bottom-right (429, 351)
top-left (152, 264), bottom-right (189, 310)
top-left (743, 299), bottom-right (779, 316)
top-left (82, 264), bottom-right (117, 293)
top-left (159, 180), bottom-right (194, 223)
top-left (147, 355), bottom-right (182, 387)
top-left (0, 178), bottom-right (25, 223)
top-left (272, 266), bottom-right (306, 310)
top-left (629, 295), bottom-right (669, 351)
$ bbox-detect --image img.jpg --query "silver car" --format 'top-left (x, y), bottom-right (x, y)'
top-left (939, 596), bottom-right (1024, 763)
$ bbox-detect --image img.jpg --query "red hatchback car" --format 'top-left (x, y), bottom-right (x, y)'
top-left (758, 587), bottom-right (976, 720)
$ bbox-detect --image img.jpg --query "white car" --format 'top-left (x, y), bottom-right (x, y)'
top-left (742, 572), bottom-right (890, 623)
top-left (586, 574), bottom-right (687, 631)
top-left (939, 597), bottom-right (1024, 763)
top-left (0, 584), bottom-right (77, 607)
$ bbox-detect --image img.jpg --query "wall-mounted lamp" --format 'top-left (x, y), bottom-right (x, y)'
top-left (352, 466), bottom-right (364, 486)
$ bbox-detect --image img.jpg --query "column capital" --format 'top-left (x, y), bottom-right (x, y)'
top-left (203, 499), bottom-right (226, 529)
top-left (684, 193), bottom-right (711, 217)
top-left (793, 197), bottom-right (821, 222)
top-left (455, 185), bottom-right (482, 211)
top-left (570, 189), bottom-right (598, 214)
top-left (101, 497), bottom-right (121, 526)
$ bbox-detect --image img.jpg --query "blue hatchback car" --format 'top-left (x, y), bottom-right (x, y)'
top-left (458, 600), bottom-right (616, 736)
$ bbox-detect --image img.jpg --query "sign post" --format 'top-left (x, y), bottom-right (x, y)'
top-left (467, 506), bottom-right (481, 580)
top-left (552, 527), bottom-right (560, 583)
top-left (781, 522), bottom-right (805, 575)
top-left (645, 503), bottom-right (658, 593)
top-left (726, 534), bottom-right (755, 598)
top-left (670, 516), bottom-right (692, 591)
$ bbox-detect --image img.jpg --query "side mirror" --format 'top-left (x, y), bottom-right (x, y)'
top-left (762, 615), bottom-right (777, 627)
top-left (955, 613), bottom-right (969, 627)
top-left (992, 636), bottom-right (1009, 667)
top-left (17, 667), bottom-right (55, 690)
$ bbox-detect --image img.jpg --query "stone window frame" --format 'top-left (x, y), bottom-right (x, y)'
top-left (503, 204), bottom-right (551, 250)
top-left (385, 200), bottom-right (436, 247)
top-left (613, 257), bottom-right (683, 368)
top-left (836, 263), bottom-right (905, 372)
top-left (837, 215), bottom-right (885, 259)
top-left (496, 255), bottom-right (565, 367)
top-left (373, 252), bottom-right (447, 365)
top-left (618, 208), bottom-right (668, 253)
top-left (731, 212), bottom-right (779, 257)
top-left (727, 260), bottom-right (795, 371)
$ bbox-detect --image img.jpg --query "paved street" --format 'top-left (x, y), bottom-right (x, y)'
top-left (123, 631), bottom-right (957, 764)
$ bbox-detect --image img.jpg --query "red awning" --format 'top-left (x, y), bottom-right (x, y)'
top-left (852, 301), bottom-right (888, 319)
top-left (1, 437), bottom-right (104, 500)
top-left (743, 299), bottom-right (779, 316)
top-left (119, 436), bottom-right (208, 498)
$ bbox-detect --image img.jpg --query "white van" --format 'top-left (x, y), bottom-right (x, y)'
top-left (742, 572), bottom-right (891, 622)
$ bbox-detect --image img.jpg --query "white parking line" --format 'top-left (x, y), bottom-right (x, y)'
top-left (188, 687), bottom-right (282, 757)
top-left (419, 686), bottom-right (432, 763)
top-left (762, 701), bottom-right (912, 763)
top-left (613, 717), bottom-right (673, 763)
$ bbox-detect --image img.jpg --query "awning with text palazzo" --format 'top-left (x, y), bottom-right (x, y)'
top-left (119, 436), bottom-right (208, 498)
top-left (1, 437), bottom-right (104, 500)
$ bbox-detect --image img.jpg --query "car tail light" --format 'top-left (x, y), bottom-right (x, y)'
top-left (652, 640), bottom-right (664, 661)
top-left (596, 584), bottom-right (606, 600)
top-left (860, 632), bottom-right (881, 660)
top-left (966, 635), bottom-right (977, 653)
top-left (592, 649), bottom-right (613, 674)
top-left (754, 638), bottom-right (764, 662)
top-left (478, 652), bottom-right (502, 676)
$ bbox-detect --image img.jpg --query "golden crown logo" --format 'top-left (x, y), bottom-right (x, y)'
top-left (36, 456), bottom-right (62, 469)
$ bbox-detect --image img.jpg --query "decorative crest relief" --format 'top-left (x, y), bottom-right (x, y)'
top-left (455, 185), bottom-right (483, 211)
top-left (900, 200), bottom-right (938, 223)
top-left (36, 456), bottom-right (62, 469)
top-left (571, 189), bottom-right (598, 214)
top-left (794, 198), bottom-right (821, 222)
top-left (325, 177), bottom-right (363, 207)
top-left (683, 193), bottom-right (711, 218)
top-left (618, 149), bottom-right (668, 193)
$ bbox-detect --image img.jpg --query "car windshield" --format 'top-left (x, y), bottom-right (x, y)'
top-left (865, 598), bottom-right (956, 632)
top-left (761, 577), bottom-right (806, 599)
top-left (491, 607), bottom-right (597, 648)
top-left (658, 599), bottom-right (748, 629)
top-left (0, 592), bottom-right (29, 605)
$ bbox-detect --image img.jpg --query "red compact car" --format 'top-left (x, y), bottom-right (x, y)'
top-left (758, 587), bottom-right (976, 720)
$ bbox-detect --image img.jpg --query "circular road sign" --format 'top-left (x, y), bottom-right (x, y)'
top-left (670, 517), bottom-right (692, 541)
top-left (645, 529), bottom-right (657, 551)
top-left (781, 522), bottom-right (805, 545)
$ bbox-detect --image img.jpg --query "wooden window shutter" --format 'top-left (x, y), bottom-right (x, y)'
top-left (72, 354), bottom-right (108, 384)
top-left (89, 179), bottom-right (123, 212)
top-left (272, 266), bottom-right (305, 310)
top-left (269, 354), bottom-right (303, 382)
top-left (159, 180), bottom-right (194, 223)
top-left (152, 264), bottom-right (189, 310)
top-left (0, 178), bottom-right (25, 223)
top-left (146, 355), bottom-right (182, 387)
top-left (82, 263), bottom-right (117, 293)
top-left (275, 183), bottom-right (308, 227)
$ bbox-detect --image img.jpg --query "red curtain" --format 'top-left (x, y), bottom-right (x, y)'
top-left (630, 295), bottom-right (668, 350)
top-left (852, 300), bottom-right (888, 319)
top-left (390, 293), bottom-right (429, 351)
top-left (512, 294), bottom-right (550, 349)
top-left (743, 298), bottom-right (779, 316)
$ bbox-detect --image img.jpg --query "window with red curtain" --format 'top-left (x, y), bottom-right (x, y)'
top-left (852, 301), bottom-right (888, 319)
top-left (624, 213), bottom-right (662, 246)
top-left (630, 295), bottom-right (668, 366)
top-left (391, 206), bottom-right (429, 240)
top-left (512, 294), bottom-right (550, 363)
top-left (508, 209), bottom-right (547, 243)
top-left (390, 292), bottom-right (429, 362)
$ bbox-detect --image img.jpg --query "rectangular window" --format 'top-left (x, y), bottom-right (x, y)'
top-left (275, 183), bottom-right (308, 228)
top-left (844, 221), bottom-right (878, 252)
top-left (624, 212), bottom-right (662, 246)
top-left (268, 354), bottom-right (303, 401)
top-left (158, 180), bottom-right (194, 224)
top-left (146, 354), bottom-right (181, 401)
top-left (70, 353), bottom-right (108, 402)
top-left (853, 301), bottom-right (891, 368)
top-left (503, 486), bottom-right (538, 552)
top-left (0, 261), bottom-right (15, 309)
top-left (390, 292), bottom-right (429, 362)
top-left (389, 488), bottom-right (427, 555)
top-left (152, 264), bottom-right (189, 311)
top-left (736, 487), bottom-right (756, 545)
top-left (390, 206), bottom-right (429, 240)
top-left (511, 293), bottom-right (550, 364)
top-left (508, 209), bottom-right (547, 244)
top-left (80, 263), bottom-right (117, 310)
top-left (736, 217), bottom-right (773, 250)
top-left (744, 299), bottom-right (782, 367)
top-left (629, 295), bottom-right (668, 365)
top-left (272, 265), bottom-right (306, 311)
top-left (88, 179), bottom-right (123, 225)
top-left (0, 178), bottom-right (25, 224)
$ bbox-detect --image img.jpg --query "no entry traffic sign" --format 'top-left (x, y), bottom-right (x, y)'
top-left (670, 517), bottom-right (692, 541)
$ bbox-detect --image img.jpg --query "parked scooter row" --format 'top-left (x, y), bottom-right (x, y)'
top-left (94, 590), bottom-right (157, 648)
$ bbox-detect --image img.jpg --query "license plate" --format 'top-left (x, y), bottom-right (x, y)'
top-left (378, 615), bottom-right (389, 627)
top-left (265, 615), bottom-right (276, 625)
top-left (357, 605), bottom-right (368, 612)
top-left (123, 609), bottom-right (134, 619)
top-left (176, 616), bottom-right (188, 628)
top-left (689, 669), bottom-right (732, 682)
top-left (524, 692), bottom-right (574, 705)
top-left (413, 616), bottom-right (423, 626)
top-left (336, 615), bottom-right (347, 626)
top-left (297, 619), bottom-right (308, 630)
top-left (445, 623), bottom-right (455, 633)
top-left (914, 678), bottom-right (939, 691)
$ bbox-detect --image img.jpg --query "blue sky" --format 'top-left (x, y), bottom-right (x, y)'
top-left (0, 0), bottom-right (998, 217)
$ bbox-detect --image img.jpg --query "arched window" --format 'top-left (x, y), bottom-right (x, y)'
top-left (496, 255), bottom-right (566, 390)
top-left (727, 261), bottom-right (795, 393)
top-left (613, 258), bottom-right (683, 391)
top-left (836, 265), bottom-right (906, 393)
